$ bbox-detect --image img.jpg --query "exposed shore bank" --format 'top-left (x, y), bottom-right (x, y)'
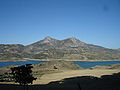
top-left (0, 59), bottom-right (120, 62)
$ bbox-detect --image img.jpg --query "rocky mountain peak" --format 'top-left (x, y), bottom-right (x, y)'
top-left (44, 36), bottom-right (53, 40)
top-left (42, 36), bottom-right (56, 43)
top-left (63, 37), bottom-right (85, 46)
top-left (67, 37), bottom-right (78, 41)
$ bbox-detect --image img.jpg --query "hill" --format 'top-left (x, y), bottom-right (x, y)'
top-left (0, 36), bottom-right (120, 60)
top-left (0, 44), bottom-right (24, 60)
top-left (117, 48), bottom-right (120, 51)
top-left (90, 64), bottom-right (120, 69)
top-left (0, 60), bottom-right (82, 82)
top-left (32, 60), bottom-right (82, 77)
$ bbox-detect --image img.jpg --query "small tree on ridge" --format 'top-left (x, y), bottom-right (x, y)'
top-left (11, 64), bottom-right (36, 85)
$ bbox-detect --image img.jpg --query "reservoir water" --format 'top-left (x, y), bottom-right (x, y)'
top-left (0, 60), bottom-right (45, 68)
top-left (0, 60), bottom-right (120, 68)
top-left (74, 61), bottom-right (120, 68)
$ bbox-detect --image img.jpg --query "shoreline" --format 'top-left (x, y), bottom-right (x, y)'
top-left (0, 59), bottom-right (28, 62)
top-left (0, 59), bottom-right (120, 62)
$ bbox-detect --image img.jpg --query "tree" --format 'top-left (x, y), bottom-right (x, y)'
top-left (11, 64), bottom-right (36, 85)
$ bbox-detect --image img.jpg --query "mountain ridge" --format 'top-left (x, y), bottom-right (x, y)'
top-left (0, 36), bottom-right (120, 60)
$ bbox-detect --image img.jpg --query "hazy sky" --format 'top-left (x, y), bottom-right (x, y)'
top-left (0, 0), bottom-right (120, 49)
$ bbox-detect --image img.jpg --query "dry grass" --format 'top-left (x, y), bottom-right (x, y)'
top-left (33, 69), bottom-right (120, 84)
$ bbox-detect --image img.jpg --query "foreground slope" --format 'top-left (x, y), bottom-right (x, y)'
top-left (32, 60), bottom-right (82, 77)
top-left (34, 69), bottom-right (120, 84)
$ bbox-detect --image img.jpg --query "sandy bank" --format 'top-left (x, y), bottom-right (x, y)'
top-left (29, 59), bottom-right (120, 61)
top-left (0, 59), bottom-right (120, 62)
top-left (0, 59), bottom-right (28, 62)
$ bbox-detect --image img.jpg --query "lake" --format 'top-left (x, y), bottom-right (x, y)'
top-left (74, 61), bottom-right (120, 68)
top-left (0, 60), bottom-right (120, 69)
top-left (0, 60), bottom-right (45, 68)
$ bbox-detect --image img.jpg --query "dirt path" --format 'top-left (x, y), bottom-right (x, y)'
top-left (33, 69), bottom-right (120, 84)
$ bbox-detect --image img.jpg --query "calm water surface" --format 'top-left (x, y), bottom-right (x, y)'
top-left (74, 61), bottom-right (120, 68)
top-left (0, 60), bottom-right (45, 68)
top-left (0, 60), bottom-right (120, 69)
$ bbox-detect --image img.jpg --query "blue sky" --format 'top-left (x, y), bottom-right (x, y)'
top-left (0, 0), bottom-right (120, 49)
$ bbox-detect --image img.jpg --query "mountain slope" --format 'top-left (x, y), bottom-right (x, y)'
top-left (0, 37), bottom-right (120, 60)
top-left (117, 48), bottom-right (120, 51)
top-left (23, 37), bottom-right (120, 60)
top-left (0, 44), bottom-right (24, 60)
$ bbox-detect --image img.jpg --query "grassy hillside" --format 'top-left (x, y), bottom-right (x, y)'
top-left (32, 60), bottom-right (83, 77)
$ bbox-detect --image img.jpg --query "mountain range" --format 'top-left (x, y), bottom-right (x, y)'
top-left (0, 36), bottom-right (120, 60)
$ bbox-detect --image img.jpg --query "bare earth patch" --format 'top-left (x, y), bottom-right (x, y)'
top-left (33, 69), bottom-right (120, 84)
